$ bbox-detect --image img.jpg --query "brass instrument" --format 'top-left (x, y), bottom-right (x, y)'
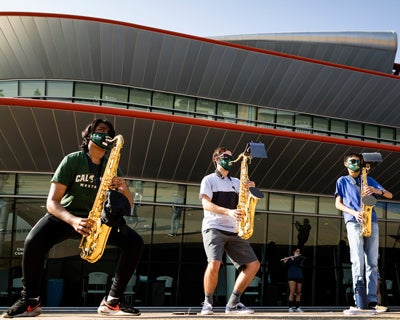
top-left (79, 135), bottom-right (124, 263)
top-left (231, 142), bottom-right (267, 240)
top-left (359, 152), bottom-right (382, 238)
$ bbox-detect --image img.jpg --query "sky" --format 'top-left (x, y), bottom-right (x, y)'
top-left (2, 0), bottom-right (400, 62)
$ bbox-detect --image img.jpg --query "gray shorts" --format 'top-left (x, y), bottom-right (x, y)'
top-left (202, 228), bottom-right (258, 269)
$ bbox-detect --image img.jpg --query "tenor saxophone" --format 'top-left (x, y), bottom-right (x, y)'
top-left (79, 134), bottom-right (124, 263)
top-left (231, 146), bottom-right (265, 240)
top-left (360, 163), bottom-right (375, 237)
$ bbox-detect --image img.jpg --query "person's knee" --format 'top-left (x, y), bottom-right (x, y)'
top-left (207, 260), bottom-right (221, 273)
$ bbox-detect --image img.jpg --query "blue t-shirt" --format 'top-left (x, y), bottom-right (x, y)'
top-left (334, 175), bottom-right (383, 224)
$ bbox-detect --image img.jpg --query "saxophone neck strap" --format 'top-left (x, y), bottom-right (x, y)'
top-left (86, 152), bottom-right (105, 187)
top-left (215, 169), bottom-right (231, 180)
top-left (348, 175), bottom-right (361, 194)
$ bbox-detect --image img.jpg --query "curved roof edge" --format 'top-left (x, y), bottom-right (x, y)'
top-left (211, 31), bottom-right (398, 51)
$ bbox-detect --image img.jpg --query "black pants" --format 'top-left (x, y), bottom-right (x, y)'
top-left (21, 213), bottom-right (143, 299)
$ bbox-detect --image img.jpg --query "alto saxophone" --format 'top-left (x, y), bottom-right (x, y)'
top-left (231, 143), bottom-right (266, 240)
top-left (79, 134), bottom-right (124, 263)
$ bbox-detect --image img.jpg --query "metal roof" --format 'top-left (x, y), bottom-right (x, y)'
top-left (1, 13), bottom-right (400, 198)
top-left (1, 98), bottom-right (400, 199)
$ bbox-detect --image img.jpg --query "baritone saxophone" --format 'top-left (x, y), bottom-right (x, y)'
top-left (79, 134), bottom-right (124, 263)
top-left (231, 142), bottom-right (267, 240)
top-left (359, 152), bottom-right (382, 237)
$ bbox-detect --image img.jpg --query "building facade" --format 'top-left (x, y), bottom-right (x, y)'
top-left (1, 12), bottom-right (400, 308)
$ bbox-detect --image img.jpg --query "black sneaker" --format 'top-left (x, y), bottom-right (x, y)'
top-left (2, 297), bottom-right (42, 318)
top-left (97, 296), bottom-right (141, 316)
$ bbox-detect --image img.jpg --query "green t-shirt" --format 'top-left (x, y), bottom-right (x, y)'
top-left (51, 150), bottom-right (122, 217)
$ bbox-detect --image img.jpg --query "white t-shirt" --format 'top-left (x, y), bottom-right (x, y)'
top-left (199, 172), bottom-right (240, 233)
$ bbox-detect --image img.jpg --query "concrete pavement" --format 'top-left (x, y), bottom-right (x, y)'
top-left (1, 307), bottom-right (399, 320)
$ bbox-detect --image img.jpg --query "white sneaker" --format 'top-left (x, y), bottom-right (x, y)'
top-left (296, 307), bottom-right (304, 312)
top-left (201, 301), bottom-right (213, 315)
top-left (288, 307), bottom-right (294, 312)
top-left (225, 302), bottom-right (254, 314)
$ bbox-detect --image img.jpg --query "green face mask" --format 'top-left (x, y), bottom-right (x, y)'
top-left (90, 132), bottom-right (111, 149)
top-left (218, 156), bottom-right (233, 170)
top-left (347, 159), bottom-right (360, 172)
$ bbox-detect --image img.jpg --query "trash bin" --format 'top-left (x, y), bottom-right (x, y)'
top-left (46, 278), bottom-right (64, 307)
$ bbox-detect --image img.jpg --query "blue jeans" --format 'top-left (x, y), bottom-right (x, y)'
top-left (346, 221), bottom-right (379, 304)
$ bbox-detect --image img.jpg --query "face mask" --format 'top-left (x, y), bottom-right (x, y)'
top-left (90, 132), bottom-right (111, 149)
top-left (218, 156), bottom-right (233, 170)
top-left (347, 159), bottom-right (360, 172)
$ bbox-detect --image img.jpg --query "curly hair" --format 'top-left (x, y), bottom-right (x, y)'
top-left (80, 119), bottom-right (115, 152)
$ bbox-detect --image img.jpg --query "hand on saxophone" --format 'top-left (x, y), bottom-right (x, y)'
top-left (227, 208), bottom-right (245, 221)
top-left (355, 210), bottom-right (364, 224)
top-left (73, 217), bottom-right (94, 236)
top-left (110, 177), bottom-right (128, 192)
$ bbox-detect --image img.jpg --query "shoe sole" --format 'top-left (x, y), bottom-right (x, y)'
top-left (97, 307), bottom-right (140, 316)
top-left (200, 311), bottom-right (213, 315)
top-left (3, 308), bottom-right (42, 318)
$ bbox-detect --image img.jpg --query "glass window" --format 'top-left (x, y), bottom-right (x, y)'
top-left (257, 108), bottom-right (275, 126)
top-left (129, 88), bottom-right (151, 106)
top-left (251, 212), bottom-right (267, 243)
top-left (182, 208), bottom-right (203, 244)
top-left (375, 202), bottom-right (385, 219)
top-left (186, 185), bottom-right (201, 206)
top-left (317, 217), bottom-right (341, 246)
top-left (380, 127), bottom-right (394, 143)
top-left (102, 85), bottom-right (128, 108)
top-left (0, 81), bottom-right (18, 97)
top-left (20, 80), bottom-right (45, 97)
top-left (0, 173), bottom-right (16, 195)
top-left (196, 99), bottom-right (216, 119)
top-left (364, 124), bottom-right (379, 141)
top-left (295, 114), bottom-right (312, 133)
top-left (16, 174), bottom-right (51, 196)
top-left (255, 191), bottom-right (268, 210)
top-left (237, 104), bottom-right (256, 125)
top-left (386, 221), bottom-right (400, 248)
top-left (217, 102), bottom-right (237, 122)
top-left (74, 82), bottom-right (101, 104)
top-left (396, 129), bottom-right (400, 144)
top-left (0, 198), bottom-right (15, 258)
top-left (46, 81), bottom-right (73, 98)
top-left (276, 110), bottom-right (294, 130)
top-left (347, 122), bottom-right (362, 140)
top-left (386, 202), bottom-right (400, 220)
top-left (156, 183), bottom-right (185, 204)
top-left (267, 213), bottom-right (292, 246)
top-left (269, 193), bottom-right (293, 212)
top-left (318, 197), bottom-right (338, 215)
top-left (294, 195), bottom-right (316, 213)
top-left (294, 216), bottom-right (315, 247)
top-left (313, 116), bottom-right (329, 135)
top-left (13, 199), bottom-right (47, 257)
top-left (174, 95), bottom-right (195, 115)
top-left (330, 119), bottom-right (346, 135)
top-left (153, 92), bottom-right (174, 109)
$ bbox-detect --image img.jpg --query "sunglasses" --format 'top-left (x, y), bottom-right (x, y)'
top-left (218, 154), bottom-right (233, 160)
top-left (347, 159), bottom-right (360, 164)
